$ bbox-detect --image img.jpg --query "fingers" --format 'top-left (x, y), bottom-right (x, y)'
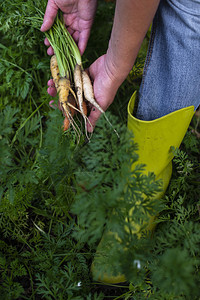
top-left (47, 79), bottom-right (57, 97)
top-left (40, 0), bottom-right (58, 32)
top-left (62, 14), bottom-right (91, 55)
top-left (87, 107), bottom-right (103, 133)
top-left (44, 38), bottom-right (50, 46)
top-left (44, 38), bottom-right (54, 55)
top-left (78, 29), bottom-right (91, 55)
top-left (47, 46), bottom-right (54, 56)
top-left (41, 0), bottom-right (57, 54)
top-left (48, 87), bottom-right (57, 97)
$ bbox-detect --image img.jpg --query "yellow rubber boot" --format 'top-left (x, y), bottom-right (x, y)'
top-left (128, 91), bottom-right (194, 201)
top-left (92, 91), bottom-right (194, 284)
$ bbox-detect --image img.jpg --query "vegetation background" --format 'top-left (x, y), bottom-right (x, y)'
top-left (0, 0), bottom-right (200, 299)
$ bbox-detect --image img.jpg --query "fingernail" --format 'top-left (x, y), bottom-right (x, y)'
top-left (40, 21), bottom-right (48, 31)
top-left (40, 24), bottom-right (45, 31)
top-left (40, 24), bottom-right (44, 31)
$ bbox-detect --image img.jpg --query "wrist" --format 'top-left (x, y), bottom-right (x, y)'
top-left (104, 49), bottom-right (129, 89)
top-left (105, 38), bottom-right (138, 87)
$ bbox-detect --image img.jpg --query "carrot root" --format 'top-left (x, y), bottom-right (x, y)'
top-left (49, 55), bottom-right (117, 139)
top-left (81, 70), bottom-right (119, 138)
top-left (50, 55), bottom-right (60, 89)
top-left (74, 64), bottom-right (93, 139)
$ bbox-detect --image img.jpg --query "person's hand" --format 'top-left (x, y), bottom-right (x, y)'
top-left (87, 54), bottom-right (126, 132)
top-left (41, 0), bottom-right (97, 99)
top-left (46, 54), bottom-right (124, 131)
top-left (41, 0), bottom-right (97, 55)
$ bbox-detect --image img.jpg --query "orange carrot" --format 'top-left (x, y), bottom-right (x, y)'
top-left (63, 95), bottom-right (76, 131)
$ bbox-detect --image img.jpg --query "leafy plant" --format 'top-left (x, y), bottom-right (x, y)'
top-left (0, 0), bottom-right (200, 299)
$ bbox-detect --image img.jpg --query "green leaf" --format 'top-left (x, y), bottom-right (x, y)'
top-left (20, 77), bottom-right (31, 99)
top-left (6, 69), bottom-right (14, 83)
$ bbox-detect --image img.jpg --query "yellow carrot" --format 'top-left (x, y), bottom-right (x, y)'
top-left (50, 55), bottom-right (60, 90)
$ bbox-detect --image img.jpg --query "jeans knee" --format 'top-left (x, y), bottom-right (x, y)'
top-left (169, 0), bottom-right (200, 16)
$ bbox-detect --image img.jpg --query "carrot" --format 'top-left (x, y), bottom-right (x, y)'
top-left (82, 100), bottom-right (87, 116)
top-left (50, 57), bottom-right (77, 120)
top-left (50, 55), bottom-right (60, 89)
top-left (74, 64), bottom-right (85, 116)
top-left (68, 94), bottom-right (76, 116)
top-left (74, 64), bottom-right (92, 137)
top-left (82, 70), bottom-right (119, 138)
top-left (63, 95), bottom-right (76, 131)
top-left (50, 55), bottom-right (71, 116)
top-left (63, 116), bottom-right (70, 131)
top-left (47, 15), bottom-right (117, 139)
top-left (50, 58), bottom-right (79, 134)
top-left (57, 77), bottom-right (79, 134)
top-left (50, 55), bottom-right (72, 111)
top-left (81, 70), bottom-right (104, 114)
top-left (57, 77), bottom-right (71, 114)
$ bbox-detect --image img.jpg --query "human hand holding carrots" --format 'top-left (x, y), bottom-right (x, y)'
top-left (42, 0), bottom-right (160, 133)
top-left (86, 54), bottom-right (125, 132)
top-left (47, 53), bottom-right (121, 133)
top-left (41, 0), bottom-right (97, 55)
top-left (41, 0), bottom-right (100, 133)
top-left (47, 54), bottom-right (124, 133)
top-left (41, 0), bottom-right (121, 132)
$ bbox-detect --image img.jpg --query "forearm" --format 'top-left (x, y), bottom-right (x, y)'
top-left (106, 0), bottom-right (160, 83)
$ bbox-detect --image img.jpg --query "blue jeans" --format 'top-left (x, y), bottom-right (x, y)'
top-left (136, 0), bottom-right (200, 121)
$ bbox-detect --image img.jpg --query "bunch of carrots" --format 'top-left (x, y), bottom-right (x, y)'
top-left (44, 11), bottom-right (109, 140)
top-left (30, 9), bottom-right (118, 141)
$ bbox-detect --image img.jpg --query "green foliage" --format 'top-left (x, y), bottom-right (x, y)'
top-left (0, 0), bottom-right (200, 299)
top-left (0, 106), bottom-right (40, 204)
top-left (71, 114), bottom-right (163, 282)
top-left (147, 140), bottom-right (200, 300)
top-left (0, 0), bottom-right (49, 113)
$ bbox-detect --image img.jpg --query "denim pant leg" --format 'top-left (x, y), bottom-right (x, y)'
top-left (136, 0), bottom-right (200, 121)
